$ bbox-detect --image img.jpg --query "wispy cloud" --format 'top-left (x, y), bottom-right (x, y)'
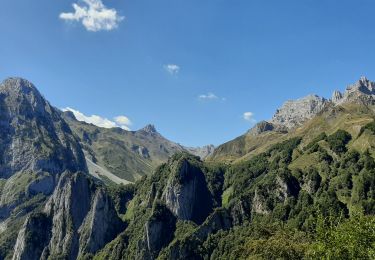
top-left (63, 107), bottom-right (132, 130)
top-left (198, 92), bottom-right (226, 101)
top-left (243, 112), bottom-right (256, 123)
top-left (164, 64), bottom-right (180, 75)
top-left (59, 0), bottom-right (124, 32)
top-left (198, 92), bottom-right (218, 100)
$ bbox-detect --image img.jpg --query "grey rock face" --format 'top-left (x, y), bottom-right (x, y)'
top-left (140, 204), bottom-right (176, 259)
top-left (138, 124), bottom-right (158, 135)
top-left (43, 172), bottom-right (92, 259)
top-left (11, 172), bottom-right (124, 260)
top-left (248, 121), bottom-right (275, 135)
top-left (333, 76), bottom-right (375, 105)
top-left (78, 188), bottom-right (125, 256)
top-left (271, 94), bottom-right (329, 129)
top-left (162, 158), bottom-right (213, 224)
top-left (0, 78), bottom-right (87, 178)
top-left (184, 144), bottom-right (215, 159)
top-left (229, 199), bottom-right (251, 226)
top-left (331, 90), bottom-right (343, 104)
top-left (42, 172), bottom-right (124, 259)
top-left (252, 189), bottom-right (271, 215)
top-left (12, 213), bottom-right (51, 260)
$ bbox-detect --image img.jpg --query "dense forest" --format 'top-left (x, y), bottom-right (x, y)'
top-left (93, 123), bottom-right (375, 259)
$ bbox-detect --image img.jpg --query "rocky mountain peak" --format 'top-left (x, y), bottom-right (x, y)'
top-left (139, 124), bottom-right (158, 134)
top-left (62, 110), bottom-right (77, 120)
top-left (331, 90), bottom-right (343, 104)
top-left (270, 94), bottom-right (328, 129)
top-left (1, 77), bottom-right (41, 96)
top-left (332, 77), bottom-right (375, 105)
top-left (347, 76), bottom-right (375, 93)
top-left (0, 77), bottom-right (50, 117)
top-left (0, 77), bottom-right (87, 178)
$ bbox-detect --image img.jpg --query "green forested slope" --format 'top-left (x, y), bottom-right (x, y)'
top-left (93, 119), bottom-right (375, 259)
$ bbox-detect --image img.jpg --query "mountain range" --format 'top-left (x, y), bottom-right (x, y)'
top-left (62, 108), bottom-right (214, 184)
top-left (0, 77), bottom-right (374, 259)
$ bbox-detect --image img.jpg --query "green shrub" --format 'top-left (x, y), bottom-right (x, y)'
top-left (309, 214), bottom-right (375, 259)
top-left (327, 130), bottom-right (352, 154)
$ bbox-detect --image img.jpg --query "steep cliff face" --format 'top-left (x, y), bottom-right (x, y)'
top-left (78, 187), bottom-right (125, 256)
top-left (162, 156), bottom-right (213, 224)
top-left (0, 78), bottom-right (87, 178)
top-left (138, 203), bottom-right (177, 260)
top-left (11, 172), bottom-right (125, 260)
top-left (43, 172), bottom-right (93, 259)
top-left (12, 213), bottom-right (51, 260)
top-left (42, 172), bottom-right (124, 259)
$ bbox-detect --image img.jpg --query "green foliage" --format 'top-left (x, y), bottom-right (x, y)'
top-left (309, 214), bottom-right (375, 259)
top-left (304, 132), bottom-right (327, 152)
top-left (268, 137), bottom-right (302, 166)
top-left (108, 183), bottom-right (135, 215)
top-left (203, 219), bottom-right (310, 260)
top-left (327, 130), bottom-right (352, 154)
top-left (359, 120), bottom-right (375, 136)
top-left (203, 163), bottom-right (226, 207)
top-left (224, 153), bottom-right (269, 199)
top-left (317, 147), bottom-right (333, 164)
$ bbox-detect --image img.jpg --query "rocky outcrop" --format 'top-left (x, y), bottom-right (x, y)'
top-left (194, 209), bottom-right (232, 239)
top-left (41, 172), bottom-right (124, 259)
top-left (0, 171), bottom-right (57, 223)
top-left (12, 213), bottom-right (51, 260)
top-left (229, 199), bottom-right (251, 225)
top-left (252, 189), bottom-right (271, 215)
top-left (43, 172), bottom-right (93, 259)
top-left (138, 124), bottom-right (158, 136)
top-left (162, 156), bottom-right (213, 224)
top-left (271, 94), bottom-right (329, 129)
top-left (78, 188), bottom-right (126, 256)
top-left (165, 209), bottom-right (232, 260)
top-left (332, 76), bottom-right (375, 105)
top-left (0, 78), bottom-right (87, 178)
top-left (139, 203), bottom-right (177, 259)
top-left (248, 121), bottom-right (275, 135)
top-left (184, 145), bottom-right (215, 159)
top-left (331, 90), bottom-right (343, 104)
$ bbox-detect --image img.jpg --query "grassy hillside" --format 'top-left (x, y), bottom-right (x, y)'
top-left (210, 103), bottom-right (375, 163)
top-left (63, 114), bottom-right (185, 182)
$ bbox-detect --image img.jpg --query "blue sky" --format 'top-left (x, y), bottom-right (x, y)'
top-left (1, 0), bottom-right (375, 146)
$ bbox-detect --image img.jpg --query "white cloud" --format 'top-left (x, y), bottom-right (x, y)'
top-left (198, 92), bottom-right (218, 100)
top-left (63, 107), bottom-right (132, 130)
top-left (114, 115), bottom-right (132, 127)
top-left (164, 64), bottom-right (180, 75)
top-left (59, 0), bottom-right (124, 32)
top-left (198, 92), bottom-right (226, 101)
top-left (243, 112), bottom-right (256, 123)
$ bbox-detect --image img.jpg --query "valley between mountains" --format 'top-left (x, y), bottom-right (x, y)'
top-left (0, 77), bottom-right (374, 259)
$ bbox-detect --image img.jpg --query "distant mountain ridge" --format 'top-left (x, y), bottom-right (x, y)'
top-left (256, 76), bottom-right (375, 133)
top-left (62, 104), bottom-right (214, 183)
top-left (210, 77), bottom-right (375, 161)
